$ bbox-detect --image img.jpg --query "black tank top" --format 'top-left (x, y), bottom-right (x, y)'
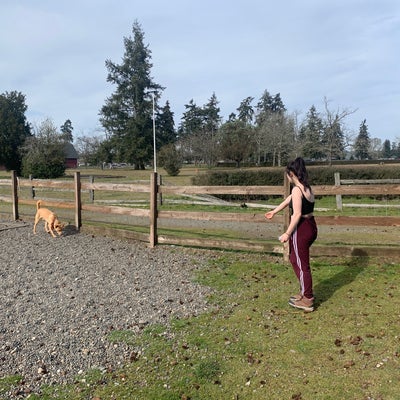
top-left (289, 187), bottom-right (315, 215)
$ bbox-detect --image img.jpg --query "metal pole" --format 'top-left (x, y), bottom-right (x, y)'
top-left (152, 93), bottom-right (157, 172)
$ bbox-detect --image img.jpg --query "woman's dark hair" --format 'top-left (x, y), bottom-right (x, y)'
top-left (286, 157), bottom-right (311, 190)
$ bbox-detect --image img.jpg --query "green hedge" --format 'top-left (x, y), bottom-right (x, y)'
top-left (191, 165), bottom-right (400, 201)
top-left (193, 165), bottom-right (400, 186)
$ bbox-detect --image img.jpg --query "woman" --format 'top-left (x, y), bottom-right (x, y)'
top-left (265, 157), bottom-right (318, 312)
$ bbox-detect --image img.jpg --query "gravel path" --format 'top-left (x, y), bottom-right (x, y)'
top-left (0, 220), bottom-right (214, 398)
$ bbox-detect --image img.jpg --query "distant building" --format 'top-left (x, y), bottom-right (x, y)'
top-left (64, 142), bottom-right (78, 168)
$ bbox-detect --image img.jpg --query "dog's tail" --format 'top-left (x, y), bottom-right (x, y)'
top-left (36, 200), bottom-right (42, 210)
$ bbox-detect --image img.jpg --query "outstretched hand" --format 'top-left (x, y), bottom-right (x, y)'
top-left (264, 211), bottom-right (274, 220)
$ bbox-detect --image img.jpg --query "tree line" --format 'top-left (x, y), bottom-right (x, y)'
top-left (0, 89), bottom-right (75, 178)
top-left (1, 21), bottom-right (398, 178)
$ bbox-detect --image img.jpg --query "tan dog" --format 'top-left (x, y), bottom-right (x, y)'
top-left (33, 200), bottom-right (64, 237)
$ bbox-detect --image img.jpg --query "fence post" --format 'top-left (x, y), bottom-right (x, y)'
top-left (149, 172), bottom-right (158, 247)
top-left (89, 175), bottom-right (94, 203)
top-left (282, 172), bottom-right (290, 261)
top-left (11, 170), bottom-right (19, 221)
top-left (29, 174), bottom-right (35, 198)
top-left (158, 174), bottom-right (163, 206)
top-left (334, 172), bottom-right (342, 211)
top-left (74, 171), bottom-right (81, 230)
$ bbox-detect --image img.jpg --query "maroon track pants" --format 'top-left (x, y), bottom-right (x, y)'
top-left (289, 217), bottom-right (318, 299)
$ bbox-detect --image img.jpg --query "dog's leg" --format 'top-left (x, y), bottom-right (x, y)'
top-left (33, 216), bottom-right (40, 234)
top-left (48, 222), bottom-right (57, 237)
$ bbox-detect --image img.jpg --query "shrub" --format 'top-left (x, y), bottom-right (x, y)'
top-left (20, 119), bottom-right (66, 178)
top-left (158, 144), bottom-right (183, 176)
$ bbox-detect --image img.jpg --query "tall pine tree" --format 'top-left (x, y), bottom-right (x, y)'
top-left (99, 21), bottom-right (163, 169)
top-left (298, 105), bottom-right (324, 160)
top-left (156, 101), bottom-right (176, 148)
top-left (236, 96), bottom-right (254, 124)
top-left (354, 119), bottom-right (370, 160)
top-left (0, 91), bottom-right (31, 173)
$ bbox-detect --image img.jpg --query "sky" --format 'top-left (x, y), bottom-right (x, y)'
top-left (1, 0), bottom-right (399, 144)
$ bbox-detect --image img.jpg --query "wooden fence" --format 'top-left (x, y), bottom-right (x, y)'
top-left (334, 172), bottom-right (400, 210)
top-left (2, 171), bottom-right (400, 258)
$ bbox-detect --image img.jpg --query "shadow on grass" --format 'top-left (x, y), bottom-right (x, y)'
top-left (314, 250), bottom-right (369, 309)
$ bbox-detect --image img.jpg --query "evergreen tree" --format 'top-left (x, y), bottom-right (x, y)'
top-left (178, 94), bottom-right (221, 166)
top-left (158, 143), bottom-right (182, 176)
top-left (271, 93), bottom-right (286, 113)
top-left (0, 91), bottom-right (31, 173)
top-left (177, 99), bottom-right (203, 164)
top-left (255, 90), bottom-right (286, 124)
top-left (201, 93), bottom-right (221, 166)
top-left (60, 119), bottom-right (74, 142)
top-left (255, 90), bottom-right (274, 125)
top-left (202, 92), bottom-right (221, 135)
top-left (237, 96), bottom-right (254, 124)
top-left (382, 139), bottom-right (391, 159)
top-left (177, 99), bottom-right (203, 137)
top-left (298, 105), bottom-right (324, 160)
top-left (99, 21), bottom-right (163, 169)
top-left (354, 119), bottom-right (370, 160)
top-left (156, 101), bottom-right (176, 148)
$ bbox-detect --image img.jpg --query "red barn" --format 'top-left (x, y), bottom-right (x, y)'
top-left (64, 142), bottom-right (78, 168)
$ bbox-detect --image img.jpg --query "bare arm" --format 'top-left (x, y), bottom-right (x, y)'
top-left (265, 187), bottom-right (302, 243)
top-left (284, 186), bottom-right (302, 238)
top-left (264, 194), bottom-right (292, 220)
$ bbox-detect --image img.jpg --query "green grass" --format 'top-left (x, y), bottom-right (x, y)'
top-left (2, 252), bottom-right (400, 399)
top-left (1, 166), bottom-right (400, 398)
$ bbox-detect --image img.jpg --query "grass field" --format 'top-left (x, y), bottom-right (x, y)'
top-left (1, 165), bottom-right (400, 399)
top-left (1, 252), bottom-right (399, 399)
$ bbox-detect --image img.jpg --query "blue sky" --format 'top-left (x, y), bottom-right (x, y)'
top-left (1, 0), bottom-right (399, 143)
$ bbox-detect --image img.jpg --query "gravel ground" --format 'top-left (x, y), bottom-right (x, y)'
top-left (0, 220), bottom-right (215, 398)
top-left (1, 212), bottom-right (396, 398)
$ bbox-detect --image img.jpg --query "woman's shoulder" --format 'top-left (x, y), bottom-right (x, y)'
top-left (291, 186), bottom-right (303, 196)
top-left (292, 185), bottom-right (303, 193)
top-left (293, 185), bottom-right (313, 200)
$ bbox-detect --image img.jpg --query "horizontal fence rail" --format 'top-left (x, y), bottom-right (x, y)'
top-left (333, 172), bottom-right (400, 210)
top-left (1, 171), bottom-right (400, 258)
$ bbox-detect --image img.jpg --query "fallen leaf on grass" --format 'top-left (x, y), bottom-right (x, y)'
top-left (350, 336), bottom-right (363, 345)
top-left (344, 360), bottom-right (355, 369)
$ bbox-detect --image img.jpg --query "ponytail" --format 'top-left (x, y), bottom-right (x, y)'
top-left (286, 157), bottom-right (311, 190)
